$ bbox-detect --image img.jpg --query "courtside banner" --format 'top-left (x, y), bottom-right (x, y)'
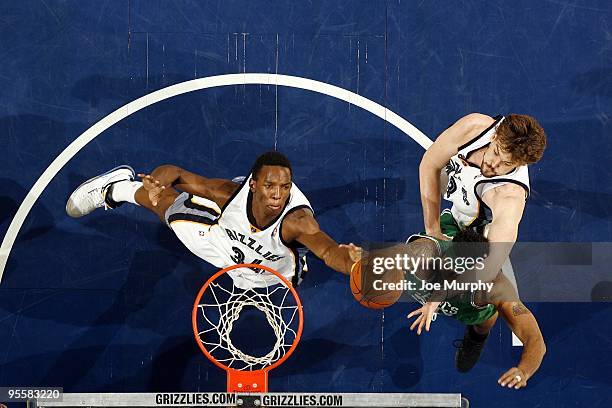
top-left (33, 392), bottom-right (461, 407)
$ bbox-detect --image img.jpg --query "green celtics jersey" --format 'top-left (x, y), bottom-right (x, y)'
top-left (405, 233), bottom-right (497, 326)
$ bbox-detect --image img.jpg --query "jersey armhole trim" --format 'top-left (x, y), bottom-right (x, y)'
top-left (279, 204), bottom-right (315, 248)
top-left (219, 174), bottom-right (249, 213)
top-left (475, 178), bottom-right (530, 202)
top-left (457, 115), bottom-right (502, 151)
top-left (472, 179), bottom-right (530, 227)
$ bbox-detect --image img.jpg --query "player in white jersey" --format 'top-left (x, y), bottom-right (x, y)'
top-left (409, 113), bottom-right (546, 381)
top-left (66, 152), bottom-right (361, 288)
top-left (421, 114), bottom-right (545, 241)
top-left (443, 115), bottom-right (531, 230)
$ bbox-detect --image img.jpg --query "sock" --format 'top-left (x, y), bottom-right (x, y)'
top-left (468, 325), bottom-right (488, 342)
top-left (108, 180), bottom-right (142, 205)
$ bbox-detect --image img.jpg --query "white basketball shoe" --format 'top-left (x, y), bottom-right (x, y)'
top-left (66, 165), bottom-right (135, 218)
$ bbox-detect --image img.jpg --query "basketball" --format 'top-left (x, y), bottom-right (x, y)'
top-left (350, 260), bottom-right (403, 309)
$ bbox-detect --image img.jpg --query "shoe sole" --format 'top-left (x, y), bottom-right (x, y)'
top-left (66, 165), bottom-right (135, 218)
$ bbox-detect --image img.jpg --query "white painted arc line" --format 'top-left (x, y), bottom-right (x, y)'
top-left (0, 73), bottom-right (432, 281)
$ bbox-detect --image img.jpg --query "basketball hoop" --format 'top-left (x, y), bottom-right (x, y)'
top-left (192, 263), bottom-right (304, 393)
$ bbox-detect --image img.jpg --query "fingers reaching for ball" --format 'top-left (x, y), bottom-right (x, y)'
top-left (340, 243), bottom-right (363, 263)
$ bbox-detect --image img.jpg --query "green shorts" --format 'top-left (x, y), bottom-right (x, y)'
top-left (440, 209), bottom-right (462, 237)
top-left (453, 296), bottom-right (497, 326)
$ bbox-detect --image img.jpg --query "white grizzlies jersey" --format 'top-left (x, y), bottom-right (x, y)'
top-left (207, 175), bottom-right (312, 289)
top-left (443, 115), bottom-right (530, 230)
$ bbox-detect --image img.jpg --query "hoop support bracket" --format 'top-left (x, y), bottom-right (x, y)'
top-left (227, 369), bottom-right (268, 393)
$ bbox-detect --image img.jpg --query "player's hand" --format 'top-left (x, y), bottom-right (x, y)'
top-left (426, 230), bottom-right (452, 241)
top-left (340, 243), bottom-right (363, 263)
top-left (407, 301), bottom-right (441, 335)
top-left (137, 173), bottom-right (166, 207)
top-left (498, 367), bottom-right (528, 390)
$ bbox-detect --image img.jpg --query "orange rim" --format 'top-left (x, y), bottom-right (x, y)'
top-left (192, 263), bottom-right (304, 373)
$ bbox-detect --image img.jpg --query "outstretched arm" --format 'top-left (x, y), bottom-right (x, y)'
top-left (145, 164), bottom-right (238, 209)
top-left (496, 301), bottom-right (546, 389)
top-left (281, 208), bottom-right (361, 275)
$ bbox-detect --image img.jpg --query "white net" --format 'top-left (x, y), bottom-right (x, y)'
top-left (195, 271), bottom-right (301, 371)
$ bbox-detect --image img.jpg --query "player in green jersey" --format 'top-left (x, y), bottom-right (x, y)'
top-left (403, 231), bottom-right (545, 390)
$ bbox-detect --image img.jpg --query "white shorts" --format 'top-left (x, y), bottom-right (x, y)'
top-left (165, 192), bottom-right (229, 269)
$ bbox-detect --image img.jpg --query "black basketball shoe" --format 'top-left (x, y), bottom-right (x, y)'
top-left (454, 326), bottom-right (489, 373)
